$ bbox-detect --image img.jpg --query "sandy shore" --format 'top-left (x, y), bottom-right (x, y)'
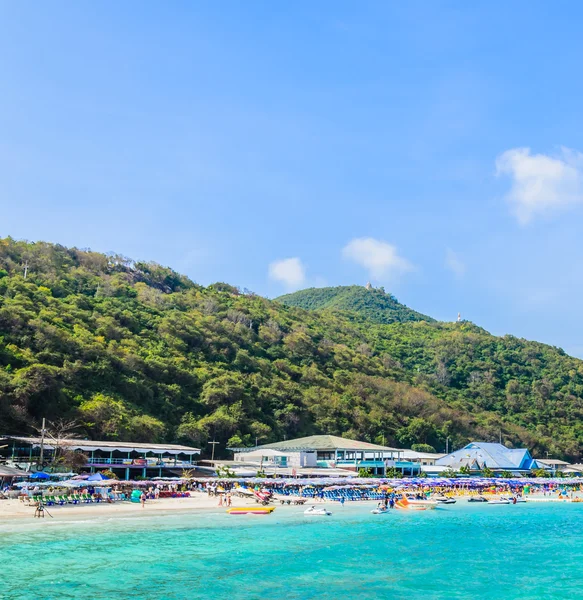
top-left (0, 492), bottom-right (574, 521)
top-left (0, 493), bottom-right (276, 520)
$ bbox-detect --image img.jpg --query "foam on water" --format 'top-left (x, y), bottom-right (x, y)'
top-left (1, 502), bottom-right (581, 599)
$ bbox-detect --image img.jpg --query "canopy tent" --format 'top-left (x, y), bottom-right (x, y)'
top-left (0, 465), bottom-right (27, 478)
top-left (29, 472), bottom-right (50, 480)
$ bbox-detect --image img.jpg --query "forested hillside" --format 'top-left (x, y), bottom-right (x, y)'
top-left (1, 238), bottom-right (583, 460)
top-left (276, 285), bottom-right (434, 324)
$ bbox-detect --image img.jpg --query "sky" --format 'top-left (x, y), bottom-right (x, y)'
top-left (2, 2), bottom-right (583, 355)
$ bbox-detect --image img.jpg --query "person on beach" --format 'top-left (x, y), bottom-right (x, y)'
top-left (218, 493), bottom-right (223, 507)
top-left (140, 492), bottom-right (146, 508)
top-left (226, 493), bottom-right (232, 507)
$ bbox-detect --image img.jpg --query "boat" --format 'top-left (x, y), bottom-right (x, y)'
top-left (395, 496), bottom-right (428, 511)
top-left (304, 506), bottom-right (332, 516)
top-left (403, 495), bottom-right (438, 509)
top-left (501, 496), bottom-right (526, 503)
top-left (433, 496), bottom-right (456, 505)
top-left (226, 506), bottom-right (276, 515)
top-left (487, 498), bottom-right (511, 505)
top-left (468, 496), bottom-right (488, 503)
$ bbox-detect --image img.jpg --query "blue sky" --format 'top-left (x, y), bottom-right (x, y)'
top-left (2, 2), bottom-right (583, 354)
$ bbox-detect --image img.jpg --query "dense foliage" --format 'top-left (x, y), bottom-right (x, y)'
top-left (276, 285), bottom-right (434, 324)
top-left (1, 239), bottom-right (583, 460)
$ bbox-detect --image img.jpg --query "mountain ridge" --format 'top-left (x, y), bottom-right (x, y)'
top-left (0, 238), bottom-right (582, 460)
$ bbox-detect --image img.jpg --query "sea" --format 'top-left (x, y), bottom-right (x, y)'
top-left (1, 501), bottom-right (581, 599)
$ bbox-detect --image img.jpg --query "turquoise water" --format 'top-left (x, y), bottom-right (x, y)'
top-left (1, 502), bottom-right (582, 599)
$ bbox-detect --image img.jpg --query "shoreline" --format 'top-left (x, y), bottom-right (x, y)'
top-left (0, 492), bottom-right (575, 522)
top-left (0, 494), bottom-right (346, 521)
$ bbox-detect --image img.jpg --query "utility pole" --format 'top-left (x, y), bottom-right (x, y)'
top-left (208, 440), bottom-right (219, 462)
top-left (39, 418), bottom-right (46, 470)
top-left (446, 437), bottom-right (450, 454)
top-left (499, 430), bottom-right (502, 444)
top-left (23, 261), bottom-right (29, 280)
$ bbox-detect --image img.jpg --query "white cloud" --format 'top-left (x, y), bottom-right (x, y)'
top-left (496, 146), bottom-right (583, 224)
top-left (445, 248), bottom-right (465, 278)
top-left (268, 257), bottom-right (306, 290)
top-left (342, 237), bottom-right (413, 280)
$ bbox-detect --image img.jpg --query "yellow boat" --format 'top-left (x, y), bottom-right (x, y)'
top-left (226, 506), bottom-right (276, 515)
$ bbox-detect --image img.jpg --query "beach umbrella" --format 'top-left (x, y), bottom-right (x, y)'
top-left (29, 472), bottom-right (50, 480)
top-left (87, 473), bottom-right (110, 481)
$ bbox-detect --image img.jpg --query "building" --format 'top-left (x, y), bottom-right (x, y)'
top-left (398, 450), bottom-right (446, 467)
top-left (435, 442), bottom-right (539, 475)
top-left (0, 436), bottom-right (200, 480)
top-left (535, 458), bottom-right (571, 474)
top-left (231, 434), bottom-right (419, 476)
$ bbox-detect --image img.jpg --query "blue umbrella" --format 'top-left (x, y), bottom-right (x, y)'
top-left (29, 472), bottom-right (50, 480)
top-left (87, 473), bottom-right (110, 481)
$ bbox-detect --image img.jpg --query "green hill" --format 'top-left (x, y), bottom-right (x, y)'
top-left (276, 285), bottom-right (434, 324)
top-left (0, 238), bottom-right (583, 461)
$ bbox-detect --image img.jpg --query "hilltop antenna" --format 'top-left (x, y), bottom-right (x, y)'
top-left (23, 261), bottom-right (29, 280)
top-left (457, 312), bottom-right (461, 322)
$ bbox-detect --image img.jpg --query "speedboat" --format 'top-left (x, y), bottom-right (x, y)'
top-left (468, 496), bottom-right (488, 503)
top-left (487, 498), bottom-right (511, 505)
top-left (501, 496), bottom-right (526, 504)
top-left (304, 506), bottom-right (332, 516)
top-left (403, 495), bottom-right (438, 509)
top-left (433, 496), bottom-right (456, 505)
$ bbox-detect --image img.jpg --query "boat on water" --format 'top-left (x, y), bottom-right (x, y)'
top-left (395, 496), bottom-right (429, 511)
top-left (304, 506), bottom-right (332, 516)
top-left (487, 498), bottom-right (511, 505)
top-left (403, 495), bottom-right (438, 509)
top-left (433, 496), bottom-right (456, 505)
top-left (227, 506), bottom-right (276, 515)
top-left (501, 496), bottom-right (526, 503)
top-left (468, 496), bottom-right (488, 503)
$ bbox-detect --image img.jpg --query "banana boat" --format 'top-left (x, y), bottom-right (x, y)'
top-left (226, 506), bottom-right (276, 515)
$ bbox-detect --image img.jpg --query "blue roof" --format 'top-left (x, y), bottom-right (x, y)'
top-left (437, 442), bottom-right (534, 470)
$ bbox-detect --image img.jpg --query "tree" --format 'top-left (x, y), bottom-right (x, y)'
top-left (411, 443), bottom-right (436, 453)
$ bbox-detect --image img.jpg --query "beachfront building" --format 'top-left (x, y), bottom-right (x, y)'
top-left (398, 449), bottom-right (445, 467)
top-left (0, 436), bottom-right (200, 480)
top-left (435, 442), bottom-right (539, 475)
top-left (536, 458), bottom-right (572, 475)
top-left (231, 434), bottom-right (420, 476)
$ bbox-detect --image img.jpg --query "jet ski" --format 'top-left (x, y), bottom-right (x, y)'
top-left (371, 507), bottom-right (391, 514)
top-left (433, 496), bottom-right (456, 505)
top-left (304, 506), bottom-right (332, 516)
top-left (468, 496), bottom-right (488, 502)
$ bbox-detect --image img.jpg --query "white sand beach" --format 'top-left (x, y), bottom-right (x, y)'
top-left (0, 493), bottom-right (261, 520)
